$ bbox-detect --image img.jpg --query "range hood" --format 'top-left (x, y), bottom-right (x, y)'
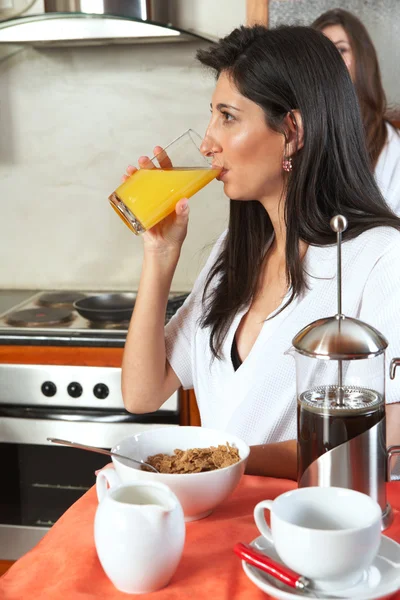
top-left (0, 0), bottom-right (215, 46)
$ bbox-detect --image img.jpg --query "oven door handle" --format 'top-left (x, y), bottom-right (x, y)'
top-left (0, 405), bottom-right (178, 424)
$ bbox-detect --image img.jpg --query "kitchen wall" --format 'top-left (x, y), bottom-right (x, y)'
top-left (0, 0), bottom-right (246, 291)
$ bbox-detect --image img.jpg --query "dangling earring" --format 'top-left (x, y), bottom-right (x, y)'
top-left (282, 156), bottom-right (293, 172)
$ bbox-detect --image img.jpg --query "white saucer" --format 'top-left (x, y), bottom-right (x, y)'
top-left (242, 534), bottom-right (400, 600)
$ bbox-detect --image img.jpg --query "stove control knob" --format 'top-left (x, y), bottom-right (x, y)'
top-left (93, 383), bottom-right (109, 400)
top-left (67, 382), bottom-right (83, 398)
top-left (41, 381), bottom-right (57, 397)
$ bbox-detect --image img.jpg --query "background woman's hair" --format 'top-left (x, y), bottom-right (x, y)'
top-left (312, 8), bottom-right (388, 169)
top-left (196, 25), bottom-right (400, 359)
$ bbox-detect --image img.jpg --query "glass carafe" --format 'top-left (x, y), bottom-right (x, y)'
top-left (296, 351), bottom-right (386, 480)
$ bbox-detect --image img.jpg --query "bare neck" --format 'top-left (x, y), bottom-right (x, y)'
top-left (260, 198), bottom-right (308, 266)
top-left (262, 199), bottom-right (287, 257)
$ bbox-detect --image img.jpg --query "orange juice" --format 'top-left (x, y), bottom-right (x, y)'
top-left (110, 167), bottom-right (220, 233)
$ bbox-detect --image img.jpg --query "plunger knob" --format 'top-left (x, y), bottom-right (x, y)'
top-left (330, 215), bottom-right (348, 234)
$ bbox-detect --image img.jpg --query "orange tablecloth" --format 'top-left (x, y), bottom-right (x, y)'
top-left (1, 477), bottom-right (400, 600)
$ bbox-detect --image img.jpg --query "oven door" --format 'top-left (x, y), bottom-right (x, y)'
top-left (0, 406), bottom-right (178, 560)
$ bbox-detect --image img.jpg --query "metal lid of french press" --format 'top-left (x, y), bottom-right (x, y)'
top-left (292, 215), bottom-right (388, 360)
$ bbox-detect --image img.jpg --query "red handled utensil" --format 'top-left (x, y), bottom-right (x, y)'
top-left (234, 542), bottom-right (311, 591)
top-left (234, 543), bottom-right (346, 598)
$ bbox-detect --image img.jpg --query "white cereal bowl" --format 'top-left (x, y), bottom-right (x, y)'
top-left (109, 426), bottom-right (250, 521)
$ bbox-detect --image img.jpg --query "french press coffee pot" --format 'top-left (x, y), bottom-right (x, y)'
top-left (292, 215), bottom-right (400, 529)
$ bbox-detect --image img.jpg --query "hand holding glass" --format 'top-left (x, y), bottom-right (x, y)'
top-left (108, 129), bottom-right (221, 235)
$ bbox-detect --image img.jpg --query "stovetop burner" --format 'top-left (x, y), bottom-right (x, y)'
top-left (6, 308), bottom-right (74, 327)
top-left (0, 290), bottom-right (189, 345)
top-left (37, 292), bottom-right (87, 308)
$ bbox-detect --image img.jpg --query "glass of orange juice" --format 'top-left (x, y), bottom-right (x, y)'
top-left (108, 129), bottom-right (221, 234)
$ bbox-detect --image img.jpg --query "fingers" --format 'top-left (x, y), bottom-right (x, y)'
top-left (153, 146), bottom-right (173, 169)
top-left (138, 155), bottom-right (155, 170)
top-left (175, 197), bottom-right (189, 217)
top-left (121, 145), bottom-right (170, 184)
top-left (121, 157), bottom-right (152, 183)
top-left (126, 165), bottom-right (137, 176)
top-left (121, 164), bottom-right (137, 183)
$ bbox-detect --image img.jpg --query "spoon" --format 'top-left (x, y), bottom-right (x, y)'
top-left (47, 437), bottom-right (159, 473)
top-left (234, 543), bottom-right (343, 598)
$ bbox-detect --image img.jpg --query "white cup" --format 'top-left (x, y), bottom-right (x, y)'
top-left (95, 479), bottom-right (185, 594)
top-left (254, 487), bottom-right (382, 592)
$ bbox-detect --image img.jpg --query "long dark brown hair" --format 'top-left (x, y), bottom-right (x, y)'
top-left (196, 25), bottom-right (400, 359)
top-left (312, 8), bottom-right (388, 169)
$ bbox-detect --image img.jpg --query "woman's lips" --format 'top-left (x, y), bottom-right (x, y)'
top-left (217, 168), bottom-right (228, 181)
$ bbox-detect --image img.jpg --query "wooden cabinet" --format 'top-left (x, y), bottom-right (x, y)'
top-left (0, 345), bottom-right (123, 367)
top-left (0, 560), bottom-right (13, 576)
top-left (179, 388), bottom-right (201, 427)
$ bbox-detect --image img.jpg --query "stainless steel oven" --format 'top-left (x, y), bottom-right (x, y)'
top-left (0, 290), bottom-right (187, 560)
top-left (0, 363), bottom-right (179, 560)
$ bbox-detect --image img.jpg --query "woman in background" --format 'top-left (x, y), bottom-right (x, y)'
top-left (312, 8), bottom-right (400, 214)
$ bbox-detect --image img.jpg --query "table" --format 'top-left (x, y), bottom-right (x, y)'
top-left (1, 476), bottom-right (399, 599)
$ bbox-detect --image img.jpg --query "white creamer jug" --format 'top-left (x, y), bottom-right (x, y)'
top-left (94, 479), bottom-right (185, 594)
